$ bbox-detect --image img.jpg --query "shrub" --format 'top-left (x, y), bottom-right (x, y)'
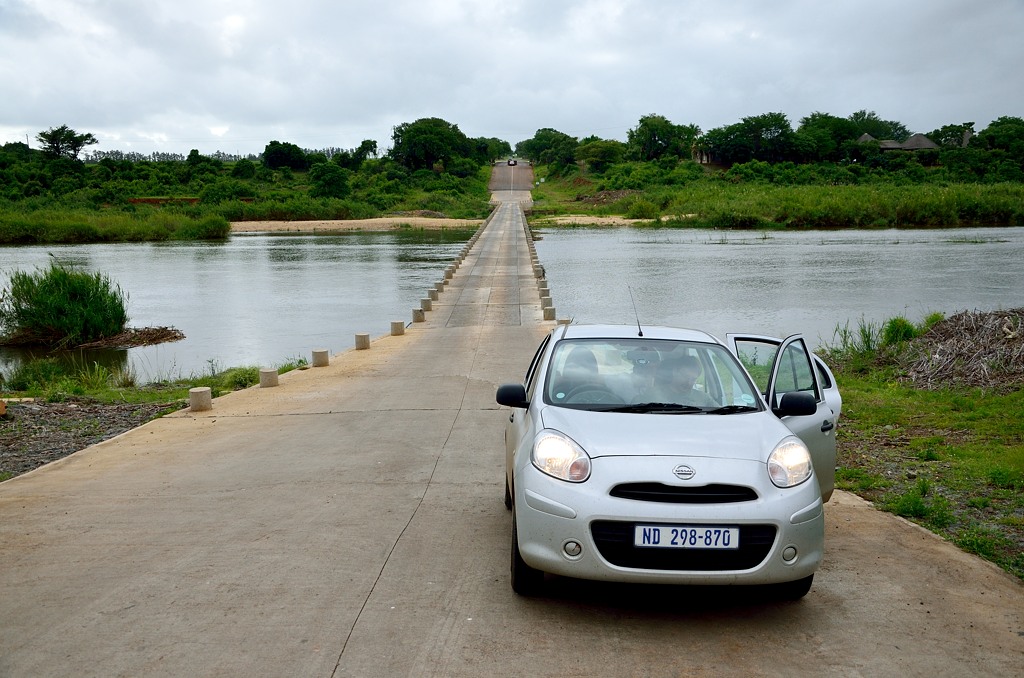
top-left (881, 316), bottom-right (919, 346)
top-left (625, 198), bottom-right (659, 220)
top-left (0, 259), bottom-right (129, 348)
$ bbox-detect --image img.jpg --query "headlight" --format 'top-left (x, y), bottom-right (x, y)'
top-left (767, 437), bottom-right (813, 488)
top-left (532, 430), bottom-right (591, 482)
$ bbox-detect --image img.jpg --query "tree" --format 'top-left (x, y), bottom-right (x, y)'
top-left (389, 118), bottom-right (472, 171)
top-left (576, 139), bottom-right (625, 173)
top-left (516, 128), bottom-right (578, 172)
top-left (262, 140), bottom-right (309, 170)
top-left (796, 112), bottom-right (861, 161)
top-left (36, 125), bottom-right (98, 160)
top-left (974, 116), bottom-right (1024, 155)
top-left (697, 113), bottom-right (794, 164)
top-left (848, 110), bottom-right (910, 142)
top-left (626, 114), bottom-right (701, 161)
top-left (230, 158), bottom-right (257, 179)
top-left (308, 163), bottom-right (351, 198)
top-left (928, 122), bottom-right (976, 148)
top-left (472, 137), bottom-right (513, 164)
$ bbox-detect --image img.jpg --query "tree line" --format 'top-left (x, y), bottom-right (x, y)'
top-left (517, 111), bottom-right (1024, 184)
top-left (0, 118), bottom-right (512, 216)
top-left (3, 109), bottom-right (1023, 244)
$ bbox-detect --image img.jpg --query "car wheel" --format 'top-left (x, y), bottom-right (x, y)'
top-left (503, 478), bottom-right (512, 510)
top-left (511, 512), bottom-right (543, 595)
top-left (776, 574), bottom-right (813, 600)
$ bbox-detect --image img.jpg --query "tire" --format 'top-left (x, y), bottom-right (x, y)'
top-left (776, 574), bottom-right (813, 600)
top-left (510, 513), bottom-right (544, 595)
top-left (503, 478), bottom-right (512, 511)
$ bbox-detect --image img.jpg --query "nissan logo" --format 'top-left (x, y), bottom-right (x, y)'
top-left (672, 464), bottom-right (696, 480)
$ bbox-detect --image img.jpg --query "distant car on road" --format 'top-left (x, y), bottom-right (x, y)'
top-left (496, 323), bottom-right (840, 598)
top-left (507, 158), bottom-right (518, 166)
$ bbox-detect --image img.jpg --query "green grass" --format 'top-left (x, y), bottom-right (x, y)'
top-left (0, 260), bottom-right (129, 348)
top-left (829, 317), bottom-right (1024, 581)
top-left (1, 355), bottom-right (308, 405)
top-left (0, 207), bottom-right (231, 244)
top-left (528, 173), bottom-right (1024, 229)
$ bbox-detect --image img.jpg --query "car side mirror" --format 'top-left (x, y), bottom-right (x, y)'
top-left (496, 383), bottom-right (529, 408)
top-left (774, 391), bottom-right (817, 417)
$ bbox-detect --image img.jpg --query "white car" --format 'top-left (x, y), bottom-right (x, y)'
top-left (496, 324), bottom-right (840, 598)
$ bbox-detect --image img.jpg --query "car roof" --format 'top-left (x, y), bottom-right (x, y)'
top-left (553, 323), bottom-right (722, 345)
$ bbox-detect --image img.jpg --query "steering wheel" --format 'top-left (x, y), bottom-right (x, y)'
top-left (563, 384), bottom-right (625, 404)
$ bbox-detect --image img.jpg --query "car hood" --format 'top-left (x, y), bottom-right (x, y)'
top-left (538, 405), bottom-right (788, 463)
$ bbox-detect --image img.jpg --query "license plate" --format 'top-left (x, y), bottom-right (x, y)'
top-left (634, 525), bottom-right (740, 549)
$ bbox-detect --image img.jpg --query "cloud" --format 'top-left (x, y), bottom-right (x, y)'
top-left (2, 0), bottom-right (1022, 155)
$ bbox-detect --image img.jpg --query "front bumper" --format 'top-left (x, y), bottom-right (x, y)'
top-left (514, 455), bottom-right (824, 585)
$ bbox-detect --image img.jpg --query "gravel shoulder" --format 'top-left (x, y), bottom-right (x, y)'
top-left (1, 399), bottom-right (179, 478)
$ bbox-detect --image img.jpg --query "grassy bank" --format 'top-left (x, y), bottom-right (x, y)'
top-left (823, 311), bottom-right (1024, 580)
top-left (0, 355), bottom-right (307, 405)
top-left (0, 160), bottom-right (495, 244)
top-left (0, 207), bottom-right (230, 244)
top-left (530, 170), bottom-right (1024, 229)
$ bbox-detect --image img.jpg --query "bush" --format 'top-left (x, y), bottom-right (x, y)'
top-left (881, 316), bottom-right (919, 346)
top-left (0, 259), bottom-right (129, 348)
top-left (625, 198), bottom-right (659, 220)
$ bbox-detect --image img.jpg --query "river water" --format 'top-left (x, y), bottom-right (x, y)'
top-left (0, 230), bottom-right (472, 382)
top-left (2, 226), bottom-right (1022, 383)
top-left (532, 226), bottom-right (1024, 348)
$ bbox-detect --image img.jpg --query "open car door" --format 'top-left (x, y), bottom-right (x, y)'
top-left (727, 334), bottom-right (839, 502)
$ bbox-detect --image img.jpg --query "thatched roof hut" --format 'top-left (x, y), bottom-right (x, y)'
top-left (857, 132), bottom-right (939, 151)
top-left (900, 133), bottom-right (939, 150)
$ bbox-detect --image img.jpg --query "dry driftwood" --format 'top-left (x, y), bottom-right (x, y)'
top-left (899, 308), bottom-right (1024, 391)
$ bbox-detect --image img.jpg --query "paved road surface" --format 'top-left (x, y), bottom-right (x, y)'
top-left (1, 172), bottom-right (1022, 676)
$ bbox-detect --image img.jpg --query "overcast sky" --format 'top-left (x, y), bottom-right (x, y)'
top-left (2, 0), bottom-right (1022, 157)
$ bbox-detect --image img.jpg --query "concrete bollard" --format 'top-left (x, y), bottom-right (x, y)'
top-left (355, 333), bottom-right (370, 350)
top-left (391, 320), bottom-right (406, 336)
top-left (412, 308), bottom-right (425, 322)
top-left (538, 285), bottom-right (549, 297)
top-left (428, 289), bottom-right (439, 301)
top-left (259, 368), bottom-right (279, 388)
top-left (541, 296), bottom-right (553, 309)
top-left (420, 298), bottom-right (432, 311)
top-left (312, 349), bottom-right (329, 367)
top-left (434, 281), bottom-right (445, 292)
top-left (557, 317), bottom-right (571, 325)
top-left (543, 307), bottom-right (556, 321)
top-left (189, 387), bottom-right (212, 412)
top-left (444, 268), bottom-right (454, 279)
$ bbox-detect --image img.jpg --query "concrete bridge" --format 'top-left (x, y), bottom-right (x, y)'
top-left (1, 165), bottom-right (1021, 676)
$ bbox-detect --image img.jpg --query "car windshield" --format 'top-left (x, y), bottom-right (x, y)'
top-left (544, 338), bottom-right (762, 413)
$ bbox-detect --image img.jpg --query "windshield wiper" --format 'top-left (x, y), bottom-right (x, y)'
top-left (706, 404), bottom-right (759, 415)
top-left (594, 402), bottom-right (705, 414)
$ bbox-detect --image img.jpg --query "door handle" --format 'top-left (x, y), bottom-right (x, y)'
top-left (820, 419), bottom-right (834, 433)
top-left (509, 413), bottom-right (515, 423)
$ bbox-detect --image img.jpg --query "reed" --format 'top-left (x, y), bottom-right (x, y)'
top-left (0, 207), bottom-right (230, 244)
top-left (0, 259), bottom-right (129, 348)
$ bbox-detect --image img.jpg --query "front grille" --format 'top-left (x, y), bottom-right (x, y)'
top-left (591, 521), bottom-right (776, 571)
top-left (610, 482), bottom-right (758, 504)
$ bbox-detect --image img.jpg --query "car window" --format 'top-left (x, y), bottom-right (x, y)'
top-left (731, 340), bottom-right (779, 393)
top-left (774, 341), bottom-right (821, 401)
top-left (815, 359), bottom-right (833, 389)
top-left (544, 338), bottom-right (761, 410)
top-left (524, 334), bottom-right (550, 399)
